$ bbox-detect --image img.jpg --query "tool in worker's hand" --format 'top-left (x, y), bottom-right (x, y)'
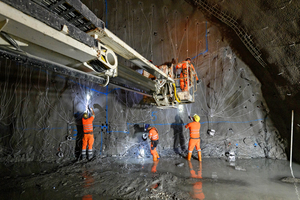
top-left (142, 133), bottom-right (148, 140)
top-left (88, 105), bottom-right (93, 111)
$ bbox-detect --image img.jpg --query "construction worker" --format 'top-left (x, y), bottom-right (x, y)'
top-left (81, 106), bottom-right (95, 160)
top-left (176, 57), bottom-right (199, 91)
top-left (143, 60), bottom-right (159, 80)
top-left (185, 114), bottom-right (202, 161)
top-left (188, 161), bottom-right (205, 199)
top-left (145, 124), bottom-right (160, 161)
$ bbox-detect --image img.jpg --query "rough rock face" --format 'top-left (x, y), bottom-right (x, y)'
top-left (0, 0), bottom-right (289, 162)
top-left (185, 0), bottom-right (300, 162)
top-left (103, 46), bottom-right (287, 160)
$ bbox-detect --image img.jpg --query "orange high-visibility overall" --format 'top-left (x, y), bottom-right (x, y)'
top-left (149, 127), bottom-right (160, 161)
top-left (185, 121), bottom-right (201, 161)
top-left (82, 115), bottom-right (94, 158)
top-left (176, 61), bottom-right (199, 91)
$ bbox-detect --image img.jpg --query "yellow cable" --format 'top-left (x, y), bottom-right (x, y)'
top-left (173, 83), bottom-right (181, 103)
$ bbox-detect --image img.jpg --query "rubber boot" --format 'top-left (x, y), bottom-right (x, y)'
top-left (198, 151), bottom-right (202, 162)
top-left (81, 150), bottom-right (86, 160)
top-left (88, 149), bottom-right (93, 160)
top-left (187, 152), bottom-right (192, 161)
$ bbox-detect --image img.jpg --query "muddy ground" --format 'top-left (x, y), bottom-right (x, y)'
top-left (0, 156), bottom-right (299, 200)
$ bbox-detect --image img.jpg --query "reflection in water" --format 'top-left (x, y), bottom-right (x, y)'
top-left (189, 161), bottom-right (205, 200)
top-left (151, 160), bottom-right (159, 173)
top-left (82, 169), bottom-right (94, 200)
top-left (82, 194), bottom-right (93, 200)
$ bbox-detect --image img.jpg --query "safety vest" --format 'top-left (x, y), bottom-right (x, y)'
top-left (175, 62), bottom-right (183, 70)
top-left (82, 116), bottom-right (94, 133)
top-left (185, 121), bottom-right (200, 138)
top-left (176, 61), bottom-right (199, 81)
top-left (181, 62), bottom-right (189, 75)
top-left (149, 127), bottom-right (159, 141)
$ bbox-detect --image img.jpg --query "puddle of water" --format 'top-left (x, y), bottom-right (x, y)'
top-left (0, 158), bottom-right (300, 200)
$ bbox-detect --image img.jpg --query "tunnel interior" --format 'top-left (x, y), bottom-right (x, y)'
top-left (0, 0), bottom-right (300, 199)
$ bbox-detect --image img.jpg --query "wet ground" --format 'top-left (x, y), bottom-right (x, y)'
top-left (0, 157), bottom-right (299, 200)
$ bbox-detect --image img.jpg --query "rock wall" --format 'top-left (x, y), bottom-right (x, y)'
top-left (0, 0), bottom-right (287, 162)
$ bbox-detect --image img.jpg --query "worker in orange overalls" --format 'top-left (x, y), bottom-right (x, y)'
top-left (176, 57), bottom-right (199, 91)
top-left (82, 106), bottom-right (95, 160)
top-left (188, 161), bottom-right (205, 200)
top-left (185, 114), bottom-right (202, 161)
top-left (145, 124), bottom-right (160, 161)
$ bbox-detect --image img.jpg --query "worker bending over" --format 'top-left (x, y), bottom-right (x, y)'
top-left (176, 57), bottom-right (199, 91)
top-left (185, 114), bottom-right (202, 161)
top-left (145, 124), bottom-right (160, 161)
top-left (81, 106), bottom-right (95, 160)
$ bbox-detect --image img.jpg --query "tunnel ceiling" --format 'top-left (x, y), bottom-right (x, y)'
top-left (187, 0), bottom-right (300, 96)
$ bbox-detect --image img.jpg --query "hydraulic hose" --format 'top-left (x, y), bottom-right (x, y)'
top-left (173, 83), bottom-right (181, 103)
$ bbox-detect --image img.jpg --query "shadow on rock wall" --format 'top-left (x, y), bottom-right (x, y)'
top-left (74, 112), bottom-right (84, 159)
top-left (171, 115), bottom-right (187, 156)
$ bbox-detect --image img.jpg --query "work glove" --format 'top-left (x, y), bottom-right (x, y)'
top-left (197, 80), bottom-right (200, 84)
top-left (177, 74), bottom-right (180, 78)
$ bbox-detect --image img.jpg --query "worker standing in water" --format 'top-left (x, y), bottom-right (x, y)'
top-left (176, 57), bottom-right (199, 91)
top-left (185, 114), bottom-right (202, 161)
top-left (145, 124), bottom-right (160, 161)
top-left (81, 106), bottom-right (95, 160)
